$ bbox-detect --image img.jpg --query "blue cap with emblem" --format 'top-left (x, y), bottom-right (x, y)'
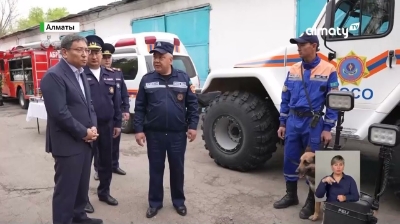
top-left (102, 43), bottom-right (115, 55)
top-left (86, 35), bottom-right (104, 50)
top-left (149, 41), bottom-right (174, 55)
top-left (289, 32), bottom-right (319, 46)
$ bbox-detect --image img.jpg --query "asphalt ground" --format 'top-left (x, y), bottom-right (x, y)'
top-left (0, 100), bottom-right (399, 224)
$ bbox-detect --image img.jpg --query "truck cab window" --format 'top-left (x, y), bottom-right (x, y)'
top-left (330, 0), bottom-right (393, 39)
top-left (0, 60), bottom-right (4, 71)
top-left (112, 57), bottom-right (138, 80)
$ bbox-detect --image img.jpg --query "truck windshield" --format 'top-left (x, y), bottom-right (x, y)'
top-left (333, 0), bottom-right (390, 36)
top-left (112, 56), bottom-right (138, 80)
top-left (145, 55), bottom-right (197, 78)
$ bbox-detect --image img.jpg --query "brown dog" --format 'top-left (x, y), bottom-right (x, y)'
top-left (296, 149), bottom-right (321, 221)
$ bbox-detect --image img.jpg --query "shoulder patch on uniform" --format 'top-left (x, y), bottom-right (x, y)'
top-left (112, 67), bottom-right (121, 71)
top-left (175, 69), bottom-right (190, 77)
top-left (143, 71), bottom-right (156, 77)
top-left (105, 67), bottom-right (114, 72)
top-left (190, 84), bottom-right (196, 93)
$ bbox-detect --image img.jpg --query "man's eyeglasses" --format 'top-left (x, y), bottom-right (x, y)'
top-left (70, 48), bottom-right (90, 54)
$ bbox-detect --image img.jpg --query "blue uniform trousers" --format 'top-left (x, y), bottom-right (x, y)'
top-left (112, 134), bottom-right (121, 169)
top-left (94, 127), bottom-right (121, 171)
top-left (95, 120), bottom-right (114, 197)
top-left (146, 131), bottom-right (187, 208)
top-left (283, 114), bottom-right (324, 182)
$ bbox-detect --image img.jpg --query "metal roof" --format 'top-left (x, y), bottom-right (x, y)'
top-left (0, 0), bottom-right (137, 40)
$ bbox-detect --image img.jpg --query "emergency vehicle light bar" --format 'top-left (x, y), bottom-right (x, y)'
top-left (115, 38), bottom-right (136, 48)
top-left (144, 36), bottom-right (180, 46)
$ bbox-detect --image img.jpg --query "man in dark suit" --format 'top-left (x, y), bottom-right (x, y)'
top-left (40, 34), bottom-right (103, 224)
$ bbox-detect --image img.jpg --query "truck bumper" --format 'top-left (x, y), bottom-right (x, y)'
top-left (196, 89), bottom-right (221, 107)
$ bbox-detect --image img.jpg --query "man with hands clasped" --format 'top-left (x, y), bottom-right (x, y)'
top-left (40, 34), bottom-right (103, 224)
top-left (133, 40), bottom-right (199, 219)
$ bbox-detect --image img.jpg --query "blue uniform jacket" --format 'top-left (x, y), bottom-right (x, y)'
top-left (133, 68), bottom-right (199, 133)
top-left (315, 173), bottom-right (360, 202)
top-left (279, 56), bottom-right (339, 131)
top-left (84, 66), bottom-right (122, 128)
top-left (112, 68), bottom-right (130, 113)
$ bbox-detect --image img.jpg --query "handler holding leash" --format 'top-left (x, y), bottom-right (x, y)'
top-left (133, 40), bottom-right (199, 218)
top-left (274, 32), bottom-right (339, 220)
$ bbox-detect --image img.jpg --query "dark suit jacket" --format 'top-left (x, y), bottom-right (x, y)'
top-left (40, 59), bottom-right (97, 157)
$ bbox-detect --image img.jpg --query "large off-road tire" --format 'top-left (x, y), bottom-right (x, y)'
top-left (201, 91), bottom-right (279, 172)
top-left (390, 150), bottom-right (400, 198)
top-left (389, 120), bottom-right (400, 198)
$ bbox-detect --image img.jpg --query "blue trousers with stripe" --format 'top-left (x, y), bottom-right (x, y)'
top-left (283, 114), bottom-right (324, 182)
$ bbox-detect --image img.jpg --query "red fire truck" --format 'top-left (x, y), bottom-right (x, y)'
top-left (0, 40), bottom-right (60, 109)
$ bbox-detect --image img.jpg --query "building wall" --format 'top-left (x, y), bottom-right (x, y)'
top-left (0, 0), bottom-right (297, 71)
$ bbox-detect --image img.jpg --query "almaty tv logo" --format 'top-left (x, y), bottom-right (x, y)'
top-left (305, 23), bottom-right (359, 39)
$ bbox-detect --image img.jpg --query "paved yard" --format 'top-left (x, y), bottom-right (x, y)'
top-left (0, 100), bottom-right (399, 224)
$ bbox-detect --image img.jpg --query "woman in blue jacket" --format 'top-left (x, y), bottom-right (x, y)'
top-left (315, 155), bottom-right (359, 202)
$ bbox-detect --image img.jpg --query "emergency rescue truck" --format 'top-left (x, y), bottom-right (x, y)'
top-left (0, 40), bottom-right (60, 109)
top-left (198, 0), bottom-right (400, 198)
top-left (103, 32), bottom-right (201, 134)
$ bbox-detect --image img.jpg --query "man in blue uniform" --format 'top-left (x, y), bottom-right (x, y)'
top-left (133, 41), bottom-right (199, 218)
top-left (273, 33), bottom-right (339, 220)
top-left (84, 35), bottom-right (122, 214)
top-left (101, 43), bottom-right (129, 176)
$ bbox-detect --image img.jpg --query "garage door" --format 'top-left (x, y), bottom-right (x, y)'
top-left (131, 6), bottom-right (210, 85)
top-left (296, 0), bottom-right (326, 36)
top-left (131, 16), bottom-right (165, 32)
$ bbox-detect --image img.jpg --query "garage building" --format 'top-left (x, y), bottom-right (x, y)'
top-left (0, 0), bottom-right (326, 84)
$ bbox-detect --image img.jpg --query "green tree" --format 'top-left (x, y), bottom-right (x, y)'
top-left (16, 7), bottom-right (69, 30)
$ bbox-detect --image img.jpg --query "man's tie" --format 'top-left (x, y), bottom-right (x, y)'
top-left (76, 72), bottom-right (86, 99)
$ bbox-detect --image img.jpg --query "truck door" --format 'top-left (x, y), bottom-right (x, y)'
top-left (0, 59), bottom-right (9, 95)
top-left (320, 0), bottom-right (396, 105)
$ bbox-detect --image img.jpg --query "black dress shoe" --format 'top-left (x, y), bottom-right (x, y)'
top-left (113, 167), bottom-right (126, 175)
top-left (175, 205), bottom-right (187, 216)
top-left (85, 201), bottom-right (94, 213)
top-left (72, 217), bottom-right (103, 224)
top-left (99, 195), bottom-right (118, 206)
top-left (146, 206), bottom-right (163, 218)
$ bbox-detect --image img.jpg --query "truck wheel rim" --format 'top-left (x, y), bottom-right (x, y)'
top-left (212, 115), bottom-right (243, 154)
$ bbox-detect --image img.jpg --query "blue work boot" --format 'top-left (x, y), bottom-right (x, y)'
top-left (299, 187), bottom-right (315, 219)
top-left (273, 181), bottom-right (299, 209)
